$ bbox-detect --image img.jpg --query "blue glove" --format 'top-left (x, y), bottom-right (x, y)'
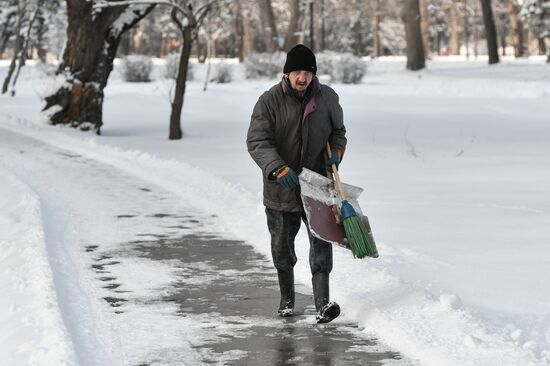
top-left (326, 148), bottom-right (342, 172)
top-left (275, 166), bottom-right (299, 189)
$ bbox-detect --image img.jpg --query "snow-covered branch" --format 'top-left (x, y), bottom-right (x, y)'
top-left (93, 0), bottom-right (188, 16)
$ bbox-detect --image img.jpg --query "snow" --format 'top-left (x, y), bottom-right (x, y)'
top-left (1, 55), bottom-right (549, 365)
top-left (0, 170), bottom-right (75, 365)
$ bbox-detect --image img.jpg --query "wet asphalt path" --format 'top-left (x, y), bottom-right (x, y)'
top-left (129, 234), bottom-right (405, 365)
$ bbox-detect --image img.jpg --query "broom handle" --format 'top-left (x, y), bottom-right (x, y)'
top-left (326, 143), bottom-right (347, 201)
top-left (325, 147), bottom-right (341, 224)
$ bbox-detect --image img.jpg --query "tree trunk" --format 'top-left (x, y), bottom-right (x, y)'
top-left (242, 13), bottom-right (254, 58)
top-left (167, 1), bottom-right (210, 140)
top-left (309, 1), bottom-right (315, 52)
top-left (420, 0), bottom-right (432, 59)
top-left (450, 3), bottom-right (461, 55)
top-left (374, 0), bottom-right (382, 57)
top-left (235, 0), bottom-right (244, 61)
top-left (283, 0), bottom-right (300, 50)
top-left (119, 32), bottom-right (132, 56)
top-left (463, 0), bottom-right (470, 59)
top-left (169, 26), bottom-right (192, 140)
top-left (34, 9), bottom-right (47, 63)
top-left (500, 27), bottom-right (507, 55)
top-left (320, 0), bottom-right (325, 51)
top-left (402, 0), bottom-right (426, 70)
top-left (538, 37), bottom-right (547, 55)
top-left (42, 1), bottom-right (154, 134)
top-left (202, 26), bottom-right (212, 92)
top-left (507, 0), bottom-right (523, 57)
top-left (258, 0), bottom-right (279, 52)
top-left (480, 0), bottom-right (499, 64)
top-left (133, 26), bottom-right (146, 54)
top-left (0, 6), bottom-right (16, 59)
top-left (473, 0), bottom-right (479, 57)
top-left (9, 2), bottom-right (42, 95)
top-left (2, 1), bottom-right (25, 95)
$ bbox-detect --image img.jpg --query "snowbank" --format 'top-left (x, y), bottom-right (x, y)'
top-left (0, 169), bottom-right (75, 365)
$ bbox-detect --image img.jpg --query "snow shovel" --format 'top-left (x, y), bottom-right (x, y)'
top-left (299, 168), bottom-right (375, 252)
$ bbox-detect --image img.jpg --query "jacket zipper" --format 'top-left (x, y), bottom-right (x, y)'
top-left (299, 98), bottom-right (307, 169)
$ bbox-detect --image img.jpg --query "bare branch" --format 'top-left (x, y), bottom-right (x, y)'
top-left (170, 6), bottom-right (184, 31)
top-left (195, 0), bottom-right (218, 16)
top-left (195, 3), bottom-right (213, 29)
top-left (93, 0), bottom-right (188, 16)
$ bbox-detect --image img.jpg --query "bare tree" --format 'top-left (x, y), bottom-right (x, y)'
top-left (258, 0), bottom-right (279, 52)
top-left (402, 0), bottom-right (426, 70)
top-left (80, 0), bottom-right (211, 139)
top-left (2, 0), bottom-right (43, 96)
top-left (234, 0), bottom-right (244, 61)
top-left (1, 1), bottom-right (25, 95)
top-left (420, 0), bottom-right (432, 59)
top-left (168, 1), bottom-right (210, 139)
top-left (373, 0), bottom-right (382, 57)
top-left (480, 0), bottom-right (500, 64)
top-left (319, 0), bottom-right (326, 50)
top-left (520, 0), bottom-right (549, 60)
top-left (308, 0), bottom-right (315, 51)
top-left (450, 2), bottom-right (461, 54)
top-left (473, 0), bottom-right (480, 57)
top-left (507, 0), bottom-right (524, 57)
top-left (242, 6), bottom-right (255, 57)
top-left (42, 1), bottom-right (154, 133)
top-left (462, 0), bottom-right (470, 59)
top-left (283, 0), bottom-right (300, 50)
top-left (0, 0), bottom-right (18, 58)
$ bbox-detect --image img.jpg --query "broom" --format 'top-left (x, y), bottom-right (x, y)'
top-left (326, 144), bottom-right (378, 259)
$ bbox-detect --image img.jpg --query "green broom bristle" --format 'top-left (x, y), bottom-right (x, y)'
top-left (343, 215), bottom-right (379, 259)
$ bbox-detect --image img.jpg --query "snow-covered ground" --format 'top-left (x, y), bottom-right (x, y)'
top-left (1, 56), bottom-right (549, 365)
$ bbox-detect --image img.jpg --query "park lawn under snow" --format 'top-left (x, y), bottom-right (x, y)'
top-left (1, 56), bottom-right (549, 365)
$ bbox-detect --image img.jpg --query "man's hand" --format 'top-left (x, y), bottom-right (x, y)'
top-left (326, 147), bottom-right (342, 172)
top-left (274, 166), bottom-right (299, 189)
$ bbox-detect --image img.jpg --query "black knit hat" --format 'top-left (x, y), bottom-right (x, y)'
top-left (283, 44), bottom-right (317, 75)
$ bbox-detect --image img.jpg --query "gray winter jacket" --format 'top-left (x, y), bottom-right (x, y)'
top-left (247, 77), bottom-right (347, 212)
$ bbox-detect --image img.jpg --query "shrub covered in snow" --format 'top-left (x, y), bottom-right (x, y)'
top-left (212, 63), bottom-right (232, 83)
top-left (316, 52), bottom-right (366, 84)
top-left (163, 52), bottom-right (194, 80)
top-left (243, 52), bottom-right (285, 79)
top-left (120, 55), bottom-right (153, 82)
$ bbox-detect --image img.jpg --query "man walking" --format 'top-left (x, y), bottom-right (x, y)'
top-left (247, 44), bottom-right (347, 324)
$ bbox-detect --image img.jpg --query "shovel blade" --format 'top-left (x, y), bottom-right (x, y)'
top-left (299, 169), bottom-right (370, 250)
top-left (302, 195), bottom-right (349, 249)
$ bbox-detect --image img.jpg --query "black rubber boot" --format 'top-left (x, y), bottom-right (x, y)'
top-left (277, 270), bottom-right (295, 317)
top-left (312, 272), bottom-right (340, 324)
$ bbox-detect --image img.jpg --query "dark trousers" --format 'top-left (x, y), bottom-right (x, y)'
top-left (265, 207), bottom-right (333, 276)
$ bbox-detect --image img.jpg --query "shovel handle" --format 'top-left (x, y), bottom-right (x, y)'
top-left (326, 143), bottom-right (347, 201)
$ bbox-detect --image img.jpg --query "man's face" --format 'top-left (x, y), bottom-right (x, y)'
top-left (288, 70), bottom-right (313, 92)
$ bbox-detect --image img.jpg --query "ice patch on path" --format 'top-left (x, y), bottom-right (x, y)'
top-left (0, 168), bottom-right (75, 366)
